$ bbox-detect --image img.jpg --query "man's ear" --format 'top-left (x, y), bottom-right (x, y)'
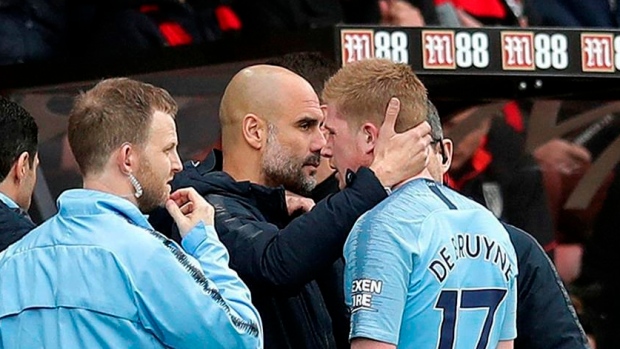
top-left (440, 138), bottom-right (454, 173)
top-left (360, 122), bottom-right (380, 154)
top-left (242, 114), bottom-right (267, 150)
top-left (116, 142), bottom-right (137, 174)
top-left (13, 152), bottom-right (30, 182)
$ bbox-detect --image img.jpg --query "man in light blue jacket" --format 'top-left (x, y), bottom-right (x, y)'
top-left (0, 78), bottom-right (262, 348)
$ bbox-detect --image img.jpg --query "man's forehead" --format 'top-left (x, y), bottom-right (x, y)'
top-left (325, 104), bottom-right (346, 121)
top-left (149, 111), bottom-right (177, 138)
top-left (324, 112), bottom-right (349, 132)
top-left (294, 99), bottom-right (323, 116)
top-left (300, 98), bottom-right (321, 109)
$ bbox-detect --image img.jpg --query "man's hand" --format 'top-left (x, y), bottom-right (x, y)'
top-left (379, 0), bottom-right (425, 27)
top-left (533, 139), bottom-right (591, 175)
top-left (285, 191), bottom-right (316, 215)
top-left (370, 97), bottom-right (432, 188)
top-left (166, 188), bottom-right (215, 238)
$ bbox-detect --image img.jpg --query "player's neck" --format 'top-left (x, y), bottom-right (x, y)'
top-left (392, 169), bottom-right (435, 191)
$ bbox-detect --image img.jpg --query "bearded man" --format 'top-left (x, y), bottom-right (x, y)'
top-left (0, 78), bottom-right (262, 348)
top-left (157, 64), bottom-right (433, 348)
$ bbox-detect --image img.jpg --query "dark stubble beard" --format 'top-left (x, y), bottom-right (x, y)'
top-left (262, 124), bottom-right (319, 196)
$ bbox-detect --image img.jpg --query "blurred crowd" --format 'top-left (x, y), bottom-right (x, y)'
top-left (3, 0), bottom-right (620, 65)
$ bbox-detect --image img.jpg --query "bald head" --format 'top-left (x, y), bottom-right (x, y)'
top-left (218, 64), bottom-right (325, 191)
top-left (220, 65), bottom-right (318, 131)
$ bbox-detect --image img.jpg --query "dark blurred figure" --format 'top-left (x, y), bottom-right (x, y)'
top-left (0, 0), bottom-right (67, 65)
top-left (0, 96), bottom-right (39, 251)
top-left (443, 104), bottom-right (556, 254)
top-left (574, 140), bottom-right (620, 349)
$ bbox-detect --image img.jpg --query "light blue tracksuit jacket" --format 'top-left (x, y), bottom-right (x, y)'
top-left (0, 189), bottom-right (262, 348)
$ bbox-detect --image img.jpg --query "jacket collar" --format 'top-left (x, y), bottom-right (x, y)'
top-left (180, 150), bottom-right (289, 224)
top-left (0, 192), bottom-right (19, 209)
top-left (57, 189), bottom-right (153, 231)
top-left (207, 172), bottom-right (289, 225)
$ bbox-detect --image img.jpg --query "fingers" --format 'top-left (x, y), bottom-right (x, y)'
top-left (381, 97), bottom-right (401, 135)
top-left (302, 199), bottom-right (316, 212)
top-left (423, 134), bottom-right (433, 149)
top-left (404, 121), bottom-right (432, 144)
top-left (180, 201), bottom-right (194, 215)
top-left (285, 192), bottom-right (316, 215)
top-left (169, 187), bottom-right (203, 206)
top-left (168, 188), bottom-right (190, 207)
top-left (165, 199), bottom-right (184, 222)
top-left (285, 190), bottom-right (302, 199)
top-left (566, 144), bottom-right (592, 164)
top-left (535, 139), bottom-right (592, 174)
top-left (167, 188), bottom-right (215, 237)
top-left (168, 187), bottom-right (210, 217)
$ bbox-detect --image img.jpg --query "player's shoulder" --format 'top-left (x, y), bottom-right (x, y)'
top-left (351, 180), bottom-right (448, 244)
top-left (435, 184), bottom-right (486, 210)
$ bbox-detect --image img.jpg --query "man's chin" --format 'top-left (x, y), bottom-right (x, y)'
top-left (285, 179), bottom-right (316, 197)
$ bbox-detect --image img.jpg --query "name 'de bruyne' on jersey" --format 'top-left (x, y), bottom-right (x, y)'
top-left (428, 233), bottom-right (515, 283)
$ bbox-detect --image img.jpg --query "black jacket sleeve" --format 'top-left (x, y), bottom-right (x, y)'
top-left (503, 155), bottom-right (555, 250)
top-left (209, 167), bottom-right (387, 292)
top-left (506, 223), bottom-right (590, 349)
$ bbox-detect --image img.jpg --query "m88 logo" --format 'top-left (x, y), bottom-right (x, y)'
top-left (580, 33), bottom-right (620, 73)
top-left (341, 29), bottom-right (409, 65)
top-left (501, 31), bottom-right (569, 70)
top-left (422, 30), bottom-right (490, 70)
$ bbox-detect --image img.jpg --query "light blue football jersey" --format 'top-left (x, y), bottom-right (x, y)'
top-left (344, 179), bottom-right (518, 349)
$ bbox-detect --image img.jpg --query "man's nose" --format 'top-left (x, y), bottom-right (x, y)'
top-left (320, 138), bottom-right (333, 158)
top-left (171, 151), bottom-right (183, 173)
top-left (311, 128), bottom-right (327, 152)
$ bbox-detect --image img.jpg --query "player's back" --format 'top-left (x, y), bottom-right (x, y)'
top-left (344, 179), bottom-right (518, 349)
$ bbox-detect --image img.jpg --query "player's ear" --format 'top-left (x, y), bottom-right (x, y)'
top-left (440, 139), bottom-right (453, 173)
top-left (360, 122), bottom-right (379, 154)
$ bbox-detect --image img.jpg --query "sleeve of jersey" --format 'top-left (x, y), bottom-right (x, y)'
top-left (500, 273), bottom-right (518, 341)
top-left (132, 222), bottom-right (262, 349)
top-left (344, 214), bottom-right (412, 345)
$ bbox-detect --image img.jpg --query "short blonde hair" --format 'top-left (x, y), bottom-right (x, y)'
top-left (322, 59), bottom-right (427, 132)
top-left (68, 78), bottom-right (177, 176)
